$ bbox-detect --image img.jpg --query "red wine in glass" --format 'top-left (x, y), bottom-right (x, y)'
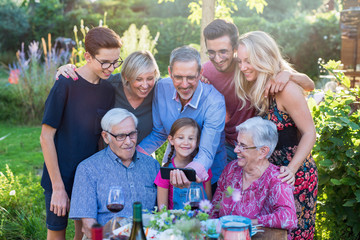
top-left (107, 203), bottom-right (124, 213)
top-left (190, 201), bottom-right (200, 210)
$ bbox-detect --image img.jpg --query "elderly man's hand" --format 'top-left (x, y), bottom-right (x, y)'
top-left (278, 166), bottom-right (295, 185)
top-left (170, 169), bottom-right (201, 189)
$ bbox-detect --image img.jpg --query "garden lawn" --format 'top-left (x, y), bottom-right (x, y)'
top-left (0, 124), bottom-right (43, 175)
top-left (0, 123), bottom-right (76, 240)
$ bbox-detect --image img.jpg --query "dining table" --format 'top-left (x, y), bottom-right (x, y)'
top-left (101, 217), bottom-right (289, 240)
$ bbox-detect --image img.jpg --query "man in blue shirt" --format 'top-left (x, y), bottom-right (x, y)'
top-left (138, 46), bottom-right (227, 192)
top-left (69, 108), bottom-right (160, 238)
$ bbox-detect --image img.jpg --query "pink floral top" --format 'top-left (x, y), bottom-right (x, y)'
top-left (210, 161), bottom-right (297, 230)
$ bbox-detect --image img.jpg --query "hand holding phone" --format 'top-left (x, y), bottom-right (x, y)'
top-left (160, 167), bottom-right (197, 182)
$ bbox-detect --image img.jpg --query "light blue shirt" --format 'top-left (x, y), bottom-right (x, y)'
top-left (138, 78), bottom-right (227, 184)
top-left (69, 146), bottom-right (160, 226)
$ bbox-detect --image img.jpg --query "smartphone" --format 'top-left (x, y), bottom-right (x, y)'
top-left (160, 167), bottom-right (197, 182)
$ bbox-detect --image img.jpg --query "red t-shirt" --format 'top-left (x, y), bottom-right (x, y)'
top-left (202, 61), bottom-right (256, 145)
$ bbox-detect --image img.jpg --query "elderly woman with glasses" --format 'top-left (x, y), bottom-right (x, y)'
top-left (210, 117), bottom-right (297, 232)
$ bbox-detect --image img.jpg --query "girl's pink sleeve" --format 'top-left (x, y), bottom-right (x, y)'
top-left (154, 170), bottom-right (170, 189)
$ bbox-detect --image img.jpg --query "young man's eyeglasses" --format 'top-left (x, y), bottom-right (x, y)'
top-left (171, 73), bottom-right (199, 84)
top-left (233, 141), bottom-right (259, 151)
top-left (206, 49), bottom-right (232, 60)
top-left (106, 130), bottom-right (137, 142)
top-left (94, 56), bottom-right (123, 69)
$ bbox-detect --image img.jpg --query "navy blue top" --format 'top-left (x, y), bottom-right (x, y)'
top-left (41, 73), bottom-right (115, 196)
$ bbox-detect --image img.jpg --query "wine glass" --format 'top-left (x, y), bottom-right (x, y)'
top-left (186, 183), bottom-right (204, 210)
top-left (107, 186), bottom-right (125, 238)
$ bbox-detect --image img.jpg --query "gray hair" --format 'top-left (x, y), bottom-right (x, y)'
top-left (169, 46), bottom-right (201, 73)
top-left (101, 108), bottom-right (138, 132)
top-left (121, 50), bottom-right (160, 85)
top-left (236, 117), bottom-right (278, 158)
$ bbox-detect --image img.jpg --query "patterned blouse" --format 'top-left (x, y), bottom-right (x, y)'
top-left (210, 161), bottom-right (298, 230)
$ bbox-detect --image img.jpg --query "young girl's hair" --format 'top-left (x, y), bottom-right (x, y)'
top-left (166, 118), bottom-right (201, 165)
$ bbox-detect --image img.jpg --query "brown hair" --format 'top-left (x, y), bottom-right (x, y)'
top-left (203, 19), bottom-right (239, 49)
top-left (166, 117), bottom-right (201, 164)
top-left (85, 27), bottom-right (122, 56)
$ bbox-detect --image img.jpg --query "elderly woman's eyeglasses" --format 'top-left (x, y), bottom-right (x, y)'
top-left (106, 130), bottom-right (137, 142)
top-left (233, 141), bottom-right (258, 151)
top-left (94, 56), bottom-right (123, 69)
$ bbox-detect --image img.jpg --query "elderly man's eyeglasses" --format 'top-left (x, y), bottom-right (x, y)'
top-left (206, 49), bottom-right (232, 60)
top-left (233, 141), bottom-right (259, 151)
top-left (106, 130), bottom-right (137, 142)
top-left (171, 73), bottom-right (199, 83)
top-left (94, 56), bottom-right (123, 69)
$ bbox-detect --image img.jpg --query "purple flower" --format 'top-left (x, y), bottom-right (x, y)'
top-left (199, 200), bottom-right (213, 213)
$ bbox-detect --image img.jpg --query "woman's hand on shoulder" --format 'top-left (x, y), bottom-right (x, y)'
top-left (56, 64), bottom-right (77, 80)
top-left (278, 166), bottom-right (295, 185)
top-left (200, 75), bottom-right (211, 84)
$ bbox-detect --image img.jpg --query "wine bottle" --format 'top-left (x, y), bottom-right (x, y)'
top-left (91, 223), bottom-right (103, 240)
top-left (129, 202), bottom-right (146, 240)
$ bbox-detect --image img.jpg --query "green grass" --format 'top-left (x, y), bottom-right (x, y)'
top-left (0, 124), bottom-right (43, 175)
top-left (0, 123), bottom-right (75, 239)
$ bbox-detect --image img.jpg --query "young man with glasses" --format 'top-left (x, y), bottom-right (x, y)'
top-left (40, 27), bottom-right (121, 240)
top-left (202, 19), bottom-right (315, 163)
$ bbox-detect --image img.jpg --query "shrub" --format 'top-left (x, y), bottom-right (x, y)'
top-left (310, 60), bottom-right (360, 239)
top-left (0, 0), bottom-right (30, 52)
top-left (0, 165), bottom-right (46, 240)
top-left (7, 35), bottom-right (70, 125)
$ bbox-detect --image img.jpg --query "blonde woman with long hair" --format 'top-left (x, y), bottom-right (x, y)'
top-left (234, 31), bottom-right (317, 240)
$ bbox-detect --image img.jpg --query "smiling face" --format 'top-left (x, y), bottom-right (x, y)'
top-left (87, 47), bottom-right (121, 80)
top-left (234, 132), bottom-right (260, 169)
top-left (126, 69), bottom-right (156, 99)
top-left (168, 126), bottom-right (198, 161)
top-left (205, 35), bottom-right (236, 73)
top-left (102, 117), bottom-right (137, 162)
top-left (237, 44), bottom-right (259, 82)
top-left (169, 61), bottom-right (201, 105)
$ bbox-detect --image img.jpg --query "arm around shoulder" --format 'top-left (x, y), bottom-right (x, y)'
top-left (290, 72), bottom-right (315, 92)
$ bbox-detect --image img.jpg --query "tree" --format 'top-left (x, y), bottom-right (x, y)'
top-left (158, 0), bottom-right (267, 62)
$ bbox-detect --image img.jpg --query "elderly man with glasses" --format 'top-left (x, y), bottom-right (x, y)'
top-left (69, 108), bottom-right (160, 238)
top-left (137, 46), bottom-right (227, 195)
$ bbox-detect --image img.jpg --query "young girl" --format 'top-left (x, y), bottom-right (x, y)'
top-left (154, 118), bottom-right (212, 210)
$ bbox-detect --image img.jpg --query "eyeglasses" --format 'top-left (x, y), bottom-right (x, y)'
top-left (233, 141), bottom-right (259, 151)
top-left (171, 73), bottom-right (199, 83)
top-left (206, 49), bottom-right (232, 60)
top-left (106, 130), bottom-right (137, 142)
top-left (94, 56), bottom-right (123, 69)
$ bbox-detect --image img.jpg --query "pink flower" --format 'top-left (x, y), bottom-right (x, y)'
top-left (8, 69), bottom-right (20, 84)
top-left (232, 189), bottom-right (241, 202)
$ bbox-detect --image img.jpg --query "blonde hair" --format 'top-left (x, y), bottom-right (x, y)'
top-left (121, 50), bottom-right (160, 85)
top-left (234, 31), bottom-right (294, 116)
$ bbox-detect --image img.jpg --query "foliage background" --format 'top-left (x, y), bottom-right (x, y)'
top-left (1, 0), bottom-right (357, 239)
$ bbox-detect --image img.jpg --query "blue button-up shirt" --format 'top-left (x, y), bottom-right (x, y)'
top-left (138, 78), bottom-right (227, 184)
top-left (69, 146), bottom-right (160, 226)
